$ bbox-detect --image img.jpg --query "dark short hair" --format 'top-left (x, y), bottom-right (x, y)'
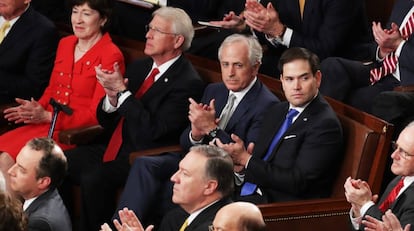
top-left (69, 0), bottom-right (114, 32)
top-left (0, 192), bottom-right (27, 231)
top-left (278, 47), bottom-right (320, 75)
top-left (190, 145), bottom-right (234, 197)
top-left (27, 138), bottom-right (67, 190)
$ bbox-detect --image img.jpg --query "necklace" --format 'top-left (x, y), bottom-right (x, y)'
top-left (76, 44), bottom-right (88, 53)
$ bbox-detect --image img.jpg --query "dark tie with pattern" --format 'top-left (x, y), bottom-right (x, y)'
top-left (240, 109), bottom-right (299, 196)
top-left (102, 68), bottom-right (159, 162)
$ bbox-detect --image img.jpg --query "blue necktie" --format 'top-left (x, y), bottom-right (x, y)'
top-left (240, 109), bottom-right (299, 196)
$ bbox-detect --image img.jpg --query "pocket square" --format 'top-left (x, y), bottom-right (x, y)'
top-left (284, 135), bottom-right (297, 139)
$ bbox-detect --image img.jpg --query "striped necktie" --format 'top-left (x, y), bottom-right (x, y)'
top-left (370, 11), bottom-right (414, 84)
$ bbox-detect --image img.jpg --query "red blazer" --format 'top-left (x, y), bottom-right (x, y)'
top-left (0, 33), bottom-right (125, 157)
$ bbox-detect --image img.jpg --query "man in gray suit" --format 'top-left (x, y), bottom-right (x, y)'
top-left (7, 138), bottom-right (71, 231)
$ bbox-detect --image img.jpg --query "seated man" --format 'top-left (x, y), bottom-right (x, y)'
top-left (63, 6), bottom-right (205, 231)
top-left (0, 0), bottom-right (58, 104)
top-left (217, 47), bottom-right (344, 203)
top-left (320, 0), bottom-right (414, 113)
top-left (113, 34), bottom-right (279, 226)
top-left (7, 138), bottom-right (71, 231)
top-left (344, 122), bottom-right (414, 231)
top-left (101, 145), bottom-right (234, 231)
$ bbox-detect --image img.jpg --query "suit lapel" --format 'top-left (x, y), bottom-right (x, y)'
top-left (225, 80), bottom-right (261, 131)
top-left (258, 103), bottom-right (289, 159)
top-left (25, 189), bottom-right (54, 215)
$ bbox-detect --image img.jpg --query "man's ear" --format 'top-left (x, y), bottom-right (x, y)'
top-left (204, 179), bottom-right (219, 196)
top-left (37, 176), bottom-right (51, 190)
top-left (174, 35), bottom-right (185, 49)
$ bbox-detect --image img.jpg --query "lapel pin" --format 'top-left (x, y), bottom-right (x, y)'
top-left (303, 118), bottom-right (308, 121)
top-left (164, 78), bottom-right (168, 82)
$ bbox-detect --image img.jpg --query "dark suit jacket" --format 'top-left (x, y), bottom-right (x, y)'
top-left (157, 198), bottom-right (231, 231)
top-left (25, 189), bottom-right (71, 231)
top-left (0, 6), bottom-right (59, 104)
top-left (180, 79), bottom-right (280, 151)
top-left (262, 0), bottom-right (370, 60)
top-left (97, 55), bottom-right (205, 158)
top-left (242, 93), bottom-right (343, 203)
top-left (359, 176), bottom-right (414, 230)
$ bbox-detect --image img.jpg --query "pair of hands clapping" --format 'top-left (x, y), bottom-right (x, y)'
top-left (4, 97), bottom-right (51, 124)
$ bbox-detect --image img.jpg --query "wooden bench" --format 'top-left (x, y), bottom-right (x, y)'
top-left (54, 35), bottom-right (394, 230)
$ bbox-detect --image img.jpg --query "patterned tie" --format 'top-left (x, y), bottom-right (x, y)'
top-left (0, 21), bottom-right (10, 43)
top-left (299, 0), bottom-right (306, 19)
top-left (240, 109), bottom-right (299, 196)
top-left (370, 11), bottom-right (414, 84)
top-left (378, 177), bottom-right (405, 212)
top-left (218, 93), bottom-right (236, 129)
top-left (102, 68), bottom-right (159, 162)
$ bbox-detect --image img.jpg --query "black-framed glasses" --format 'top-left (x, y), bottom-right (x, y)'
top-left (391, 141), bottom-right (414, 159)
top-left (145, 25), bottom-right (177, 36)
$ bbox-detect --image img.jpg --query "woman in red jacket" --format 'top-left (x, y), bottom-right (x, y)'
top-left (0, 0), bottom-right (125, 184)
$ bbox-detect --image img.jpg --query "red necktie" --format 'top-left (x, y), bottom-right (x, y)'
top-left (378, 177), bottom-right (404, 212)
top-left (102, 68), bottom-right (160, 162)
top-left (370, 12), bottom-right (414, 84)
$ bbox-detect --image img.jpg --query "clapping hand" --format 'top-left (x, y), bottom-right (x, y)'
top-left (363, 210), bottom-right (411, 231)
top-left (4, 98), bottom-right (51, 124)
top-left (100, 208), bottom-right (154, 231)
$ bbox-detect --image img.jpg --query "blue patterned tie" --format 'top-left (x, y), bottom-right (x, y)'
top-left (240, 109), bottom-right (299, 196)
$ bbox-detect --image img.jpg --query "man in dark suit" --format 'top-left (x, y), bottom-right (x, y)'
top-left (63, 7), bottom-right (205, 231)
top-left (7, 138), bottom-right (71, 231)
top-left (320, 0), bottom-right (414, 113)
top-left (206, 0), bottom-right (371, 77)
top-left (113, 34), bottom-right (279, 226)
top-left (344, 122), bottom-right (414, 231)
top-left (101, 145), bottom-right (234, 231)
top-left (217, 47), bottom-right (343, 203)
top-left (0, 0), bottom-right (58, 104)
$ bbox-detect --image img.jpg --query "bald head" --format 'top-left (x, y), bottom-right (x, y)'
top-left (212, 202), bottom-right (265, 231)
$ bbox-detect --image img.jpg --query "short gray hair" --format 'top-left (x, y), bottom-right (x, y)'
top-left (218, 34), bottom-right (263, 66)
top-left (153, 7), bottom-right (194, 51)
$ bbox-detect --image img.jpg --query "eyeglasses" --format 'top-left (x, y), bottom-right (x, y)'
top-left (391, 141), bottom-right (414, 159)
top-left (145, 25), bottom-right (177, 36)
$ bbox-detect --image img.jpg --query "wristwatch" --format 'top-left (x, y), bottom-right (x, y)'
top-left (208, 127), bottom-right (220, 139)
top-left (116, 89), bottom-right (128, 99)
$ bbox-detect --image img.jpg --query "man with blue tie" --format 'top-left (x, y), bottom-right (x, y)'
top-left (113, 34), bottom-right (280, 226)
top-left (217, 47), bottom-right (343, 204)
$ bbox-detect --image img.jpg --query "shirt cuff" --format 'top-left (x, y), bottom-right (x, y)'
top-left (395, 40), bottom-right (406, 57)
top-left (102, 91), bottom-right (132, 113)
top-left (234, 172), bottom-right (245, 186)
top-left (189, 131), bottom-right (204, 145)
